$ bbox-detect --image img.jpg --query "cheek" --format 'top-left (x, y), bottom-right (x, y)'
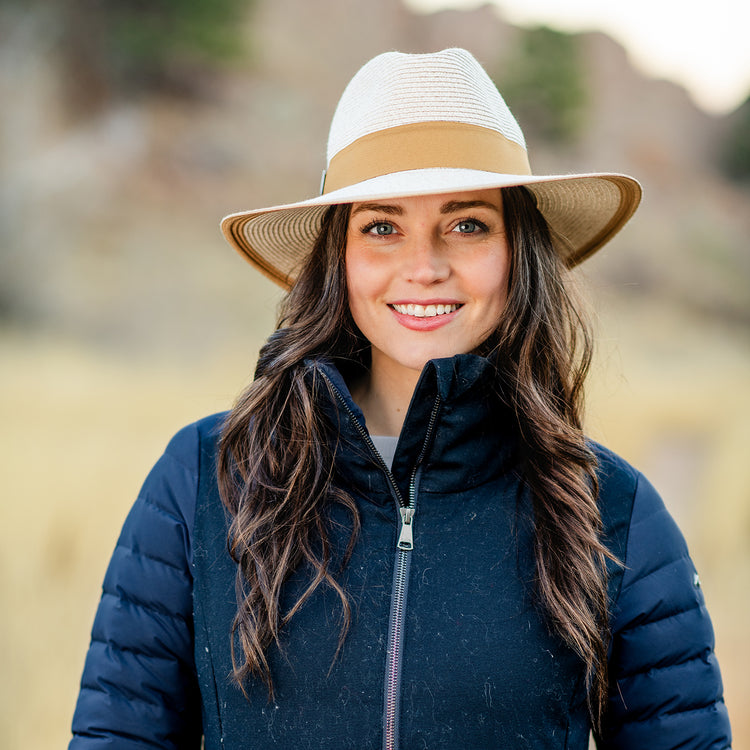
top-left (345, 245), bottom-right (380, 324)
top-left (469, 249), bottom-right (511, 312)
top-left (345, 247), bottom-right (364, 313)
top-left (345, 242), bottom-right (393, 304)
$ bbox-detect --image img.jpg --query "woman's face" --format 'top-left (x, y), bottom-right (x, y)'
top-left (345, 189), bottom-right (511, 385)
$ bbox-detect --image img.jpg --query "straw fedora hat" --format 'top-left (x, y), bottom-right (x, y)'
top-left (221, 48), bottom-right (641, 289)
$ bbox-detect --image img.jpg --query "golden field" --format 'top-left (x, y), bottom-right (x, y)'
top-left (1, 294), bottom-right (748, 748)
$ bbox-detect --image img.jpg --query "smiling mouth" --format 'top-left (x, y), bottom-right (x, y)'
top-left (390, 303), bottom-right (462, 318)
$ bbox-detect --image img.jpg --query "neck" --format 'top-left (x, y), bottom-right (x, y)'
top-left (349, 360), bottom-right (421, 438)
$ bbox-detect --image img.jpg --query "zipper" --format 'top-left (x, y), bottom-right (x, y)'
top-left (383, 396), bottom-right (441, 750)
top-left (320, 371), bottom-right (405, 506)
top-left (319, 369), bottom-right (441, 750)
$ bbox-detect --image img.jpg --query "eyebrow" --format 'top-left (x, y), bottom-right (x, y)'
top-left (439, 199), bottom-right (502, 215)
top-left (350, 202), bottom-right (404, 217)
top-left (350, 199), bottom-right (502, 218)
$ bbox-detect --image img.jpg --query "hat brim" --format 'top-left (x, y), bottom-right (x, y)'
top-left (221, 168), bottom-right (642, 289)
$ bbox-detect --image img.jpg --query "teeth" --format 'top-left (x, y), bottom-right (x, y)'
top-left (392, 303), bottom-right (459, 317)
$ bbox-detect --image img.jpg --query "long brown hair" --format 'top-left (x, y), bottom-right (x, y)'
top-left (218, 186), bottom-right (612, 721)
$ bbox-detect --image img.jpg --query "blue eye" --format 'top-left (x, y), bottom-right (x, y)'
top-left (365, 221), bottom-right (395, 236)
top-left (454, 219), bottom-right (485, 234)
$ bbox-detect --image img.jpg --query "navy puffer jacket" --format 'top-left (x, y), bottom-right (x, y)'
top-left (69, 356), bottom-right (731, 749)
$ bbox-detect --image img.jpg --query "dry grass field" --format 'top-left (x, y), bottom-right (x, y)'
top-left (0, 329), bottom-right (262, 749)
top-left (1, 297), bottom-right (748, 748)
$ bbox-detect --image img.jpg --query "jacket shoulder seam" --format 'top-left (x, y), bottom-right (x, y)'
top-left (606, 467), bottom-right (640, 609)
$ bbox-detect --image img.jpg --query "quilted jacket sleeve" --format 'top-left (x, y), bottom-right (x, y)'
top-left (597, 472), bottom-right (732, 749)
top-left (69, 423), bottom-right (203, 749)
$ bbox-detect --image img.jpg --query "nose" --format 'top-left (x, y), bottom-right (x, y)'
top-left (402, 231), bottom-right (450, 285)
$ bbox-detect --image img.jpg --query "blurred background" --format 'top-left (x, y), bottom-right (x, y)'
top-left (1, 0), bottom-right (748, 747)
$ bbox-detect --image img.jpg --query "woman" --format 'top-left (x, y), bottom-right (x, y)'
top-left (69, 49), bottom-right (731, 749)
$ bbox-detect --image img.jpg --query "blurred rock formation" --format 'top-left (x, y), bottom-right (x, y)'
top-left (1, 0), bottom-right (748, 354)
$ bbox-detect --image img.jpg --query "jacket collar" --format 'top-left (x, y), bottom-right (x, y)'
top-left (309, 355), bottom-right (518, 505)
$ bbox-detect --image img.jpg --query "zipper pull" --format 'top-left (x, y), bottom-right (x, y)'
top-left (397, 507), bottom-right (415, 550)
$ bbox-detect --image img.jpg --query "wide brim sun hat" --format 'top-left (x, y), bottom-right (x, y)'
top-left (221, 48), bottom-right (642, 289)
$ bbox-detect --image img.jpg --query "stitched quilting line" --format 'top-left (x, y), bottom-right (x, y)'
top-left (614, 600), bottom-right (704, 636)
top-left (612, 646), bottom-right (716, 682)
top-left (99, 586), bottom-right (192, 623)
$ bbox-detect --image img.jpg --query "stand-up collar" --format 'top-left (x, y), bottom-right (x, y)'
top-left (310, 355), bottom-right (518, 505)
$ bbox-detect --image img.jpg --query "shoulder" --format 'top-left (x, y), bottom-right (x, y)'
top-left (117, 412), bottom-right (228, 570)
top-left (150, 412), bottom-right (227, 507)
top-left (589, 442), bottom-right (691, 581)
top-left (96, 413), bottom-right (229, 643)
top-left (589, 443), bottom-right (684, 561)
top-left (111, 410), bottom-right (228, 602)
top-left (590, 442), bottom-right (697, 601)
top-left (588, 443), bottom-right (699, 625)
top-left (590, 442), bottom-right (639, 505)
top-left (587, 443), bottom-right (640, 575)
top-left (162, 412), bottom-right (227, 466)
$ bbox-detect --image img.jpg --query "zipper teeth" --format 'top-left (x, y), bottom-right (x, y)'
top-left (408, 396), bottom-right (442, 503)
top-left (321, 371), bottom-right (405, 506)
top-left (384, 394), bottom-right (442, 750)
top-left (319, 366), bottom-right (442, 750)
top-left (384, 549), bottom-right (409, 750)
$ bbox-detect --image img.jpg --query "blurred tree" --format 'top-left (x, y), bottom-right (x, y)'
top-left (56, 0), bottom-right (252, 115)
top-left (719, 95), bottom-right (750, 183)
top-left (498, 26), bottom-right (587, 145)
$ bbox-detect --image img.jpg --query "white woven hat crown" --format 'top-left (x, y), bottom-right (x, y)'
top-left (221, 48), bottom-right (641, 288)
top-left (326, 48), bottom-right (525, 163)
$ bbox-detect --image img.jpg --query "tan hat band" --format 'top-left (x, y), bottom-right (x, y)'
top-left (322, 121), bottom-right (532, 194)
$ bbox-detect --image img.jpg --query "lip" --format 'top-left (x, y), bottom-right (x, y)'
top-left (388, 301), bottom-right (463, 331)
top-left (390, 299), bottom-right (463, 306)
